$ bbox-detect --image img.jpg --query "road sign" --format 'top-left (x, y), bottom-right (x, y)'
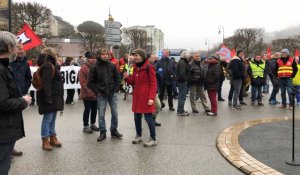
top-left (104, 20), bottom-right (122, 28)
top-left (106, 41), bottom-right (121, 46)
top-left (105, 35), bottom-right (122, 42)
top-left (105, 28), bottom-right (122, 35)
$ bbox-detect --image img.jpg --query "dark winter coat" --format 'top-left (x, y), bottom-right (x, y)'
top-left (204, 59), bottom-right (222, 90)
top-left (9, 56), bottom-right (32, 95)
top-left (88, 58), bottom-right (120, 97)
top-left (0, 58), bottom-right (27, 143)
top-left (176, 58), bottom-right (190, 83)
top-left (228, 56), bottom-right (245, 80)
top-left (155, 57), bottom-right (176, 85)
top-left (37, 55), bottom-right (64, 115)
top-left (126, 60), bottom-right (157, 113)
top-left (78, 63), bottom-right (96, 101)
top-left (189, 60), bottom-right (204, 85)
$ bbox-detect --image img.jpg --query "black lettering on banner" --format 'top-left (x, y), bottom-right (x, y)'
top-left (69, 70), bottom-right (76, 84)
top-left (61, 71), bottom-right (66, 83)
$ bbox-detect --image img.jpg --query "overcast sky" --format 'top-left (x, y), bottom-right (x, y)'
top-left (15, 0), bottom-right (300, 50)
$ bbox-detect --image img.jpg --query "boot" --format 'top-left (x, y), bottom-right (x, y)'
top-left (50, 134), bottom-right (62, 147)
top-left (42, 137), bottom-right (52, 151)
top-left (111, 129), bottom-right (123, 139)
top-left (97, 132), bottom-right (107, 142)
top-left (154, 117), bottom-right (161, 126)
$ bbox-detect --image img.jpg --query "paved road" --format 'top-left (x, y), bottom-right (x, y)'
top-left (9, 81), bottom-right (298, 175)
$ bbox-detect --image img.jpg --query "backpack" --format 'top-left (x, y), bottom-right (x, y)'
top-left (32, 62), bottom-right (55, 90)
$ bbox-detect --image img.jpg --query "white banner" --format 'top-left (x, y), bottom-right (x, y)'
top-left (29, 66), bottom-right (81, 91)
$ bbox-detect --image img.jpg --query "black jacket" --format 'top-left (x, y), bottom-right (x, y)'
top-left (176, 58), bottom-right (190, 83)
top-left (205, 60), bottom-right (221, 90)
top-left (88, 58), bottom-right (120, 97)
top-left (9, 56), bottom-right (32, 95)
top-left (0, 58), bottom-right (27, 143)
top-left (189, 60), bottom-right (204, 85)
top-left (155, 57), bottom-right (176, 85)
top-left (268, 58), bottom-right (278, 78)
top-left (228, 56), bottom-right (245, 80)
top-left (37, 55), bottom-right (64, 115)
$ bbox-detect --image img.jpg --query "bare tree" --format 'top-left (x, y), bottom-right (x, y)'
top-left (77, 21), bottom-right (105, 53)
top-left (271, 38), bottom-right (300, 53)
top-left (123, 28), bottom-right (151, 51)
top-left (12, 2), bottom-right (51, 36)
top-left (53, 16), bottom-right (75, 38)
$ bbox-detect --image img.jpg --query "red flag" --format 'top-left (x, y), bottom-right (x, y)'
top-left (230, 49), bottom-right (236, 58)
top-left (266, 47), bottom-right (272, 59)
top-left (16, 23), bottom-right (42, 51)
top-left (294, 49), bottom-right (299, 57)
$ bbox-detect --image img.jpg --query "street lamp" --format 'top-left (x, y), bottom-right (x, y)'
top-left (205, 39), bottom-right (209, 56)
top-left (218, 25), bottom-right (224, 44)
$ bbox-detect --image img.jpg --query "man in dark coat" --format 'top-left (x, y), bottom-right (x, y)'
top-left (0, 31), bottom-right (31, 175)
top-left (88, 48), bottom-right (122, 142)
top-left (156, 49), bottom-right (176, 111)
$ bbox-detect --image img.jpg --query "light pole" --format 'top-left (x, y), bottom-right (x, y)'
top-left (205, 39), bottom-right (209, 56)
top-left (218, 25), bottom-right (224, 44)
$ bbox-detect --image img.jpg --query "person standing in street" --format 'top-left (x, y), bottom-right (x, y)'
top-left (0, 31), bottom-right (32, 175)
top-left (205, 54), bottom-right (221, 116)
top-left (125, 49), bottom-right (158, 147)
top-left (88, 48), bottom-right (122, 142)
top-left (268, 53), bottom-right (280, 105)
top-left (276, 49), bottom-right (298, 110)
top-left (156, 49), bottom-right (176, 111)
top-left (37, 48), bottom-right (64, 151)
top-left (78, 52), bottom-right (99, 134)
top-left (248, 56), bottom-right (267, 106)
top-left (176, 51), bottom-right (190, 116)
top-left (189, 52), bottom-right (210, 114)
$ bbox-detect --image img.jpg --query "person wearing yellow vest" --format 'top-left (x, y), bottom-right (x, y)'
top-left (248, 56), bottom-right (267, 106)
top-left (275, 48), bottom-right (298, 110)
top-left (292, 56), bottom-right (300, 105)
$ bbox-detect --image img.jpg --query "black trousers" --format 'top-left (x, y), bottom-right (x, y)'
top-left (158, 84), bottom-right (173, 108)
top-left (0, 141), bottom-right (16, 175)
top-left (83, 100), bottom-right (97, 127)
top-left (66, 89), bottom-right (75, 103)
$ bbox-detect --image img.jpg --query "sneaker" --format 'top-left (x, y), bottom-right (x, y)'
top-left (90, 124), bottom-right (99, 131)
top-left (205, 109), bottom-right (211, 113)
top-left (232, 106), bottom-right (242, 110)
top-left (83, 127), bottom-right (93, 134)
top-left (111, 130), bottom-right (123, 139)
top-left (207, 112), bottom-right (217, 116)
top-left (97, 132), bottom-right (106, 142)
top-left (240, 101), bottom-right (247, 105)
top-left (169, 107), bottom-right (175, 111)
top-left (144, 138), bottom-right (157, 147)
top-left (258, 102), bottom-right (264, 106)
top-left (132, 136), bottom-right (142, 144)
top-left (192, 109), bottom-right (199, 113)
top-left (177, 111), bottom-right (190, 116)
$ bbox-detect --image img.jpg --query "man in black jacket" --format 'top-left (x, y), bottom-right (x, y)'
top-left (0, 31), bottom-right (31, 175)
top-left (88, 48), bottom-right (122, 142)
top-left (156, 49), bottom-right (176, 111)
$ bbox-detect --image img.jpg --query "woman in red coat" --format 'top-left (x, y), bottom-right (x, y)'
top-left (125, 49), bottom-right (157, 147)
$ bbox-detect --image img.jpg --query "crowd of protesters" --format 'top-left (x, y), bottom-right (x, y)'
top-left (1, 30), bottom-right (300, 174)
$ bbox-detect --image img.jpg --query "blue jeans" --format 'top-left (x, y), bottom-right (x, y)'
top-left (177, 82), bottom-right (188, 113)
top-left (279, 78), bottom-right (293, 105)
top-left (232, 79), bottom-right (242, 107)
top-left (97, 93), bottom-right (118, 132)
top-left (263, 75), bottom-right (270, 92)
top-left (294, 86), bottom-right (300, 103)
top-left (251, 84), bottom-right (263, 102)
top-left (269, 77), bottom-right (279, 102)
top-left (41, 112), bottom-right (57, 138)
top-left (172, 79), bottom-right (178, 97)
top-left (134, 113), bottom-right (156, 141)
top-left (0, 141), bottom-right (15, 175)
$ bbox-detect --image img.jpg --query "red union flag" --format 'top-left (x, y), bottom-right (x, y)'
top-left (266, 47), bottom-right (272, 59)
top-left (16, 23), bottom-right (42, 51)
top-left (294, 49), bottom-right (299, 57)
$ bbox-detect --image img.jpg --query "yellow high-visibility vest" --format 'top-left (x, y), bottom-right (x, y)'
top-left (292, 65), bottom-right (300, 86)
top-left (249, 61), bottom-right (265, 78)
